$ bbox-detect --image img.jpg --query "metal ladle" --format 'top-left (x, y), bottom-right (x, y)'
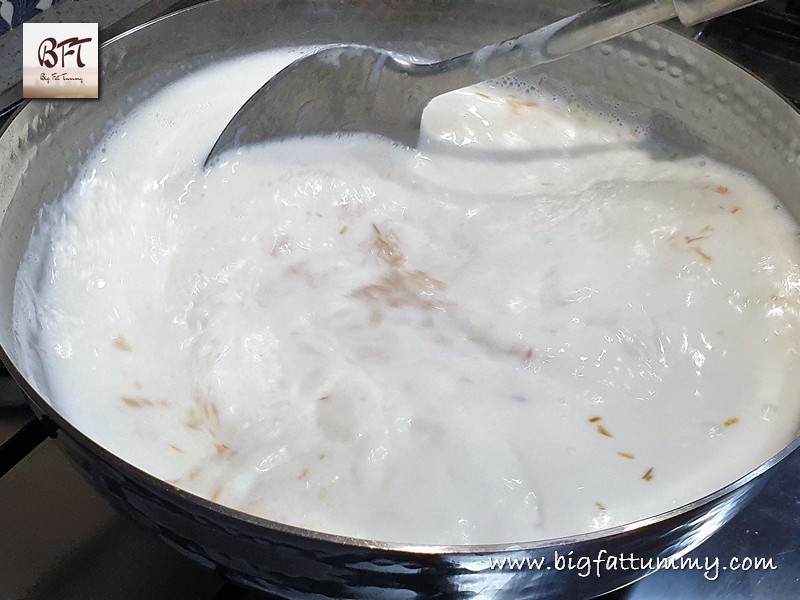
top-left (205, 0), bottom-right (759, 166)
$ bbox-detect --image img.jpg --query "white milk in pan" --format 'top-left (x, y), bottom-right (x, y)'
top-left (12, 49), bottom-right (800, 545)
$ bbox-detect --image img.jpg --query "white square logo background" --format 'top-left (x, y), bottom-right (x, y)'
top-left (23, 22), bottom-right (99, 99)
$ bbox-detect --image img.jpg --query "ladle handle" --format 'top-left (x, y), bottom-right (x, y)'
top-left (420, 0), bottom-right (761, 96)
top-left (673, 0), bottom-right (763, 26)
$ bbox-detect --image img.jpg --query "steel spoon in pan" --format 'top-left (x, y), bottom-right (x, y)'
top-left (206, 0), bottom-right (761, 164)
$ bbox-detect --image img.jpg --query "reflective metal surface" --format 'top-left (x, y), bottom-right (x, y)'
top-left (623, 449), bottom-right (800, 599)
top-left (1, 1), bottom-right (800, 598)
top-left (209, 0), bottom-right (681, 159)
top-left (206, 0), bottom-right (759, 163)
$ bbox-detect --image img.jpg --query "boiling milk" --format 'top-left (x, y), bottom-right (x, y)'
top-left (12, 48), bottom-right (800, 544)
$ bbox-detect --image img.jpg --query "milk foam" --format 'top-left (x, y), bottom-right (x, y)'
top-left (12, 48), bottom-right (800, 545)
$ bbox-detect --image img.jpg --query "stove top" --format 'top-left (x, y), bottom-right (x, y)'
top-left (2, 2), bottom-right (800, 598)
top-left (695, 0), bottom-right (800, 107)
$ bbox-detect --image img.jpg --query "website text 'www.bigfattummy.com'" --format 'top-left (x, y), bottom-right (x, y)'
top-left (487, 551), bottom-right (777, 581)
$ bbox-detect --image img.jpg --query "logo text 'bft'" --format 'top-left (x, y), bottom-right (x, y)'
top-left (37, 36), bottom-right (93, 69)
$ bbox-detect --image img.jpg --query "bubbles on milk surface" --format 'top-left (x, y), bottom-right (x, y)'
top-left (11, 47), bottom-right (800, 545)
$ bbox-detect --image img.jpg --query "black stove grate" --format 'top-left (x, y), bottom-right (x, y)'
top-left (0, 416), bottom-right (53, 478)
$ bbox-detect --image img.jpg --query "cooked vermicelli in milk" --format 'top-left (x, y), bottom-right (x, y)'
top-left (12, 48), bottom-right (800, 544)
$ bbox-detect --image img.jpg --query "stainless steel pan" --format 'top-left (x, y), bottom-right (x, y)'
top-left (1, 1), bottom-right (799, 598)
